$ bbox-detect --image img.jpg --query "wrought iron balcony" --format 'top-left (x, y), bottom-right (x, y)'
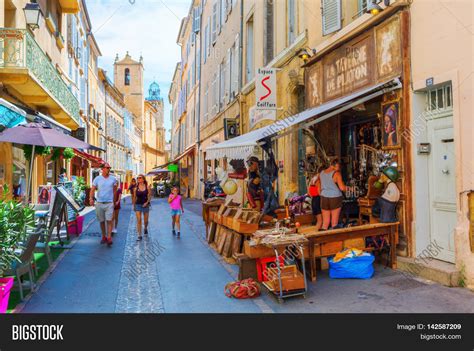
top-left (0, 28), bottom-right (80, 126)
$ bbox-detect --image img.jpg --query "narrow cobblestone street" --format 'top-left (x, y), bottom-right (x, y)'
top-left (20, 198), bottom-right (474, 313)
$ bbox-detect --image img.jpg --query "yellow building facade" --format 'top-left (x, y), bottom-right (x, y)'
top-left (0, 0), bottom-right (81, 199)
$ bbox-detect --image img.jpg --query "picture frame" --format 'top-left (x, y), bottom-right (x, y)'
top-left (37, 185), bottom-right (51, 205)
top-left (381, 100), bottom-right (401, 149)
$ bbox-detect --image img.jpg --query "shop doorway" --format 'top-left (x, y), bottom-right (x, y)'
top-left (425, 84), bottom-right (456, 263)
top-left (427, 115), bottom-right (456, 263)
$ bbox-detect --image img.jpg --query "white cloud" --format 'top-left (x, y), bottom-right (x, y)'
top-left (85, 0), bottom-right (190, 139)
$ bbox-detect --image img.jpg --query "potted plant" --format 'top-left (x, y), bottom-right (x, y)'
top-left (0, 185), bottom-right (35, 313)
top-left (68, 176), bottom-right (86, 235)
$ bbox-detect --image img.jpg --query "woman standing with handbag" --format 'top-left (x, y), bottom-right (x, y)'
top-left (132, 174), bottom-right (152, 241)
top-left (320, 159), bottom-right (350, 230)
top-left (308, 166), bottom-right (323, 230)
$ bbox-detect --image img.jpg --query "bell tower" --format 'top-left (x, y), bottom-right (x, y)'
top-left (114, 52), bottom-right (144, 124)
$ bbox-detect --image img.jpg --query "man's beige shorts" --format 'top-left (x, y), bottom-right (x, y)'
top-left (95, 202), bottom-right (114, 222)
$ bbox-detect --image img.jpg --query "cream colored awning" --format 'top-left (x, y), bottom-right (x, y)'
top-left (205, 78), bottom-right (401, 160)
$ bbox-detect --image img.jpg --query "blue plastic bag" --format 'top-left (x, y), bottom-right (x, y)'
top-left (328, 254), bottom-right (375, 279)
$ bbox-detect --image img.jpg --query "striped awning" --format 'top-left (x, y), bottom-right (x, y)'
top-left (205, 78), bottom-right (401, 160)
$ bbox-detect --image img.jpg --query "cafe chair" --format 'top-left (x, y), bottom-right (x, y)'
top-left (4, 233), bottom-right (41, 301)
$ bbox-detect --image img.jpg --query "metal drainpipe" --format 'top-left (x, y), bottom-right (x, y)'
top-left (196, 1), bottom-right (203, 200)
top-left (238, 0), bottom-right (244, 136)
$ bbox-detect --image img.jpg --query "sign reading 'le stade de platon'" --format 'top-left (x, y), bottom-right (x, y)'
top-left (256, 68), bottom-right (277, 110)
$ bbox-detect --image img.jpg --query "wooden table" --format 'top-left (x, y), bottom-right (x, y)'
top-left (302, 222), bottom-right (399, 282)
top-left (202, 200), bottom-right (225, 238)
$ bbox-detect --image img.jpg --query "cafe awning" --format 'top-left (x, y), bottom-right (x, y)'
top-left (73, 149), bottom-right (105, 168)
top-left (156, 145), bottom-right (196, 169)
top-left (205, 78), bottom-right (401, 160)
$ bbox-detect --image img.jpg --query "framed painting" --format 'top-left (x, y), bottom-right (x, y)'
top-left (381, 100), bottom-right (401, 149)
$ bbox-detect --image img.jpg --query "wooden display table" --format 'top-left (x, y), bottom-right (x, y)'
top-left (301, 222), bottom-right (399, 282)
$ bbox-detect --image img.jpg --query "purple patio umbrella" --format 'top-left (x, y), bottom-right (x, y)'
top-left (0, 123), bottom-right (103, 201)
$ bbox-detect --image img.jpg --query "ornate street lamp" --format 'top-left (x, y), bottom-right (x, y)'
top-left (23, 2), bottom-right (42, 30)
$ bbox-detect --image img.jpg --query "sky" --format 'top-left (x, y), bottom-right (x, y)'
top-left (85, 0), bottom-right (191, 140)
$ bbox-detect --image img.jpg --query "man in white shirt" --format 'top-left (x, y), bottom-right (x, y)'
top-left (89, 163), bottom-right (117, 246)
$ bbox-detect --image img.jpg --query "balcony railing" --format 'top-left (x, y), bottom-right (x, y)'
top-left (0, 28), bottom-right (80, 125)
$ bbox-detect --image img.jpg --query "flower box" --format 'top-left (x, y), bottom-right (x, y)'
top-left (0, 277), bottom-right (14, 313)
top-left (68, 215), bottom-right (84, 235)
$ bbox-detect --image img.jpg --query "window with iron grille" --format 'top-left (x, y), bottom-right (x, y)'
top-left (426, 84), bottom-right (452, 112)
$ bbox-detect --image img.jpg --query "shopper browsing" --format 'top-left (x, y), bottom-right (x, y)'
top-left (132, 174), bottom-right (152, 241)
top-left (89, 163), bottom-right (118, 246)
top-left (308, 167), bottom-right (323, 230)
top-left (319, 159), bottom-right (351, 230)
top-left (168, 186), bottom-right (184, 238)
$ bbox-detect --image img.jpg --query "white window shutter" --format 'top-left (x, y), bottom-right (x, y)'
top-left (207, 20), bottom-right (212, 55)
top-left (212, 2), bottom-right (218, 44)
top-left (225, 48), bottom-right (231, 104)
top-left (233, 34), bottom-right (240, 96)
top-left (322, 0), bottom-right (342, 36)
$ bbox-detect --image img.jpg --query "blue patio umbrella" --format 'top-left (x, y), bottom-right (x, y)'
top-left (0, 98), bottom-right (27, 128)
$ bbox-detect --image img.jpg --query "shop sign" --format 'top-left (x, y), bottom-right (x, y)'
top-left (306, 14), bottom-right (402, 108)
top-left (323, 34), bottom-right (374, 101)
top-left (72, 127), bottom-right (86, 142)
top-left (224, 118), bottom-right (239, 140)
top-left (249, 106), bottom-right (276, 130)
top-left (255, 68), bottom-right (277, 110)
top-left (168, 164), bottom-right (178, 173)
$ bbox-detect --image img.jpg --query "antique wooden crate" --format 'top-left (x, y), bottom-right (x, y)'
top-left (265, 265), bottom-right (305, 292)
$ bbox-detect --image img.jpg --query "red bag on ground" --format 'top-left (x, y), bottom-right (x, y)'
top-left (225, 279), bottom-right (261, 299)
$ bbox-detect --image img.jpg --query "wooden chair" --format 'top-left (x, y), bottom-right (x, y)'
top-left (4, 233), bottom-right (40, 301)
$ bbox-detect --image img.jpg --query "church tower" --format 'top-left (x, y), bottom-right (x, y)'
top-left (114, 52), bottom-right (144, 124)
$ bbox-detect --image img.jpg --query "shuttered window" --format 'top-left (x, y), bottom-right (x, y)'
top-left (231, 34), bottom-right (240, 99)
top-left (219, 0), bottom-right (225, 33)
top-left (264, 0), bottom-right (274, 65)
top-left (287, 0), bottom-right (296, 45)
top-left (322, 0), bottom-right (342, 36)
top-left (203, 23), bottom-right (209, 63)
top-left (225, 48), bottom-right (231, 104)
top-left (207, 19), bottom-right (212, 55)
top-left (193, 6), bottom-right (201, 33)
top-left (212, 2), bottom-right (218, 44)
top-left (245, 16), bottom-right (254, 83)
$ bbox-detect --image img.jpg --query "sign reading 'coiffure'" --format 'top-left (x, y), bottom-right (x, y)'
top-left (256, 68), bottom-right (277, 110)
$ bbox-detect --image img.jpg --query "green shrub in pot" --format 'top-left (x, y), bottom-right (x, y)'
top-left (0, 185), bottom-right (36, 276)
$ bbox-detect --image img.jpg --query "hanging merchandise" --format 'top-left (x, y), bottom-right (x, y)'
top-left (260, 140), bottom-right (279, 217)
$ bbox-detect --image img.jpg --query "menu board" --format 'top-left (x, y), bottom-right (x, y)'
top-left (54, 184), bottom-right (84, 221)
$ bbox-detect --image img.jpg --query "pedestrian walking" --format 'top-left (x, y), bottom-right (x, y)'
top-left (89, 163), bottom-right (118, 246)
top-left (168, 186), bottom-right (184, 238)
top-left (128, 178), bottom-right (136, 195)
top-left (112, 182), bottom-right (123, 235)
top-left (132, 174), bottom-right (152, 241)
